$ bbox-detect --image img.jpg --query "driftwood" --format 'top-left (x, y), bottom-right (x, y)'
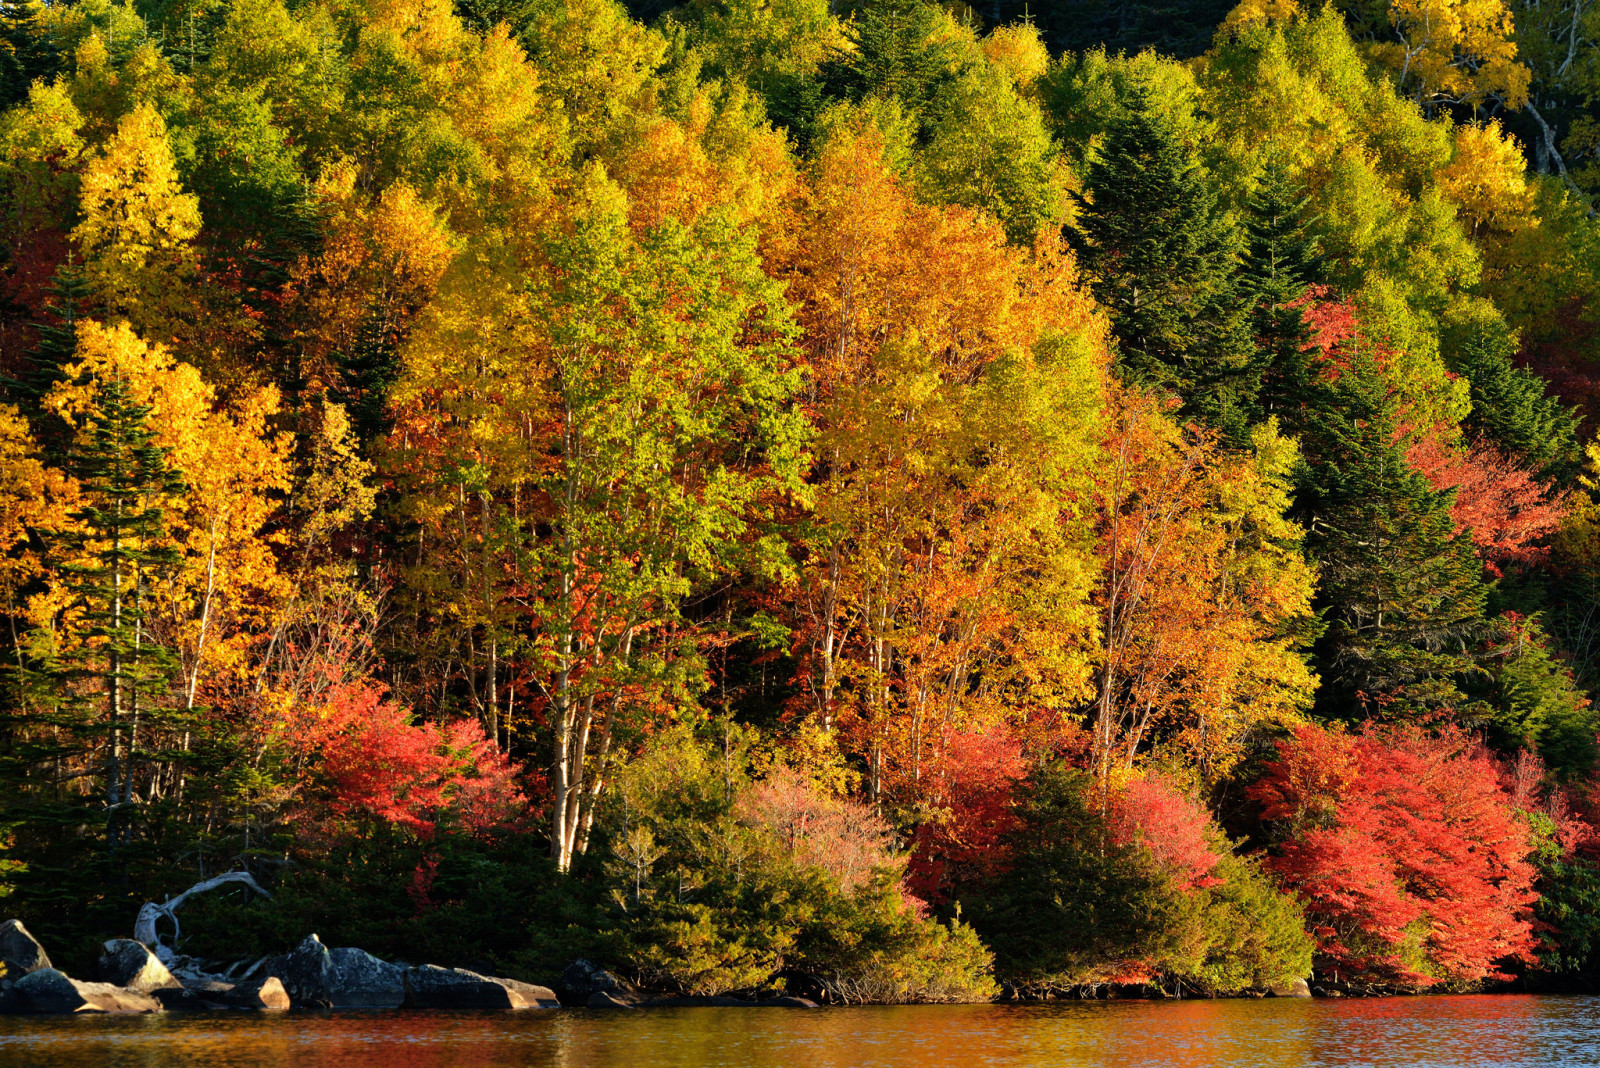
top-left (134, 872), bottom-right (271, 963)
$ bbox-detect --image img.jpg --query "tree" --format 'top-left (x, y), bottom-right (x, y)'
top-left (1444, 319), bottom-right (1582, 477)
top-left (37, 358), bottom-right (185, 849)
top-left (1294, 345), bottom-right (1489, 710)
top-left (1070, 86), bottom-right (1256, 439)
top-left (70, 104), bottom-right (201, 344)
top-left (1254, 722), bottom-right (1539, 989)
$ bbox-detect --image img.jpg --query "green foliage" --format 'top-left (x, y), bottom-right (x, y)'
top-left (969, 762), bottom-right (1311, 993)
top-left (1443, 317), bottom-right (1582, 477)
top-left (1294, 347), bottom-right (1490, 712)
top-left (601, 725), bottom-right (995, 1001)
top-left (1070, 84), bottom-right (1256, 439)
top-left (1483, 622), bottom-right (1599, 780)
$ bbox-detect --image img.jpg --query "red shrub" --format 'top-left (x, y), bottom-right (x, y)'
top-left (1107, 773), bottom-right (1221, 891)
top-left (295, 682), bottom-right (528, 838)
top-left (1253, 723), bottom-right (1538, 988)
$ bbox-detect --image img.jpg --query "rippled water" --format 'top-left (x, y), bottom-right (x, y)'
top-left (2, 995), bottom-right (1597, 1067)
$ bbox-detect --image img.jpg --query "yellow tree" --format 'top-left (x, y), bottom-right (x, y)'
top-left (69, 105), bottom-right (201, 346)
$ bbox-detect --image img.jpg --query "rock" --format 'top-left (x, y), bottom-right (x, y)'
top-left (587, 990), bottom-right (636, 1009)
top-left (265, 935), bottom-right (405, 1009)
top-left (326, 947), bottom-right (406, 1009)
top-left (151, 987), bottom-right (209, 1012)
top-left (0, 919), bottom-right (50, 978)
top-left (403, 965), bottom-right (557, 1009)
top-left (1268, 978), bottom-right (1312, 999)
top-left (7, 969), bottom-right (161, 1014)
top-left (561, 958), bottom-right (625, 1003)
top-left (755, 996), bottom-right (819, 1007)
top-left (96, 939), bottom-right (182, 994)
top-left (638, 995), bottom-right (753, 1007)
top-left (226, 976), bottom-right (290, 1011)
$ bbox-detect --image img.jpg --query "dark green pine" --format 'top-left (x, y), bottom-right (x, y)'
top-left (1293, 348), bottom-right (1489, 716)
top-left (1070, 88), bottom-right (1257, 441)
top-left (1237, 158), bottom-right (1327, 429)
top-left (1445, 319), bottom-right (1582, 479)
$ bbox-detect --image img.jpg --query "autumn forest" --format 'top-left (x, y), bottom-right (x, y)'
top-left (4, 0), bottom-right (1600, 1002)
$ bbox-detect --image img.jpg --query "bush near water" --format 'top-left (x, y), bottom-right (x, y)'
top-left (5, 0), bottom-right (1600, 1001)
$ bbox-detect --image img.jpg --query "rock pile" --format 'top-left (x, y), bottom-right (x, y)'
top-left (0, 921), bottom-right (558, 1014)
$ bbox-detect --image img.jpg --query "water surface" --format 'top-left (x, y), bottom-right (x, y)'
top-left (2, 995), bottom-right (1595, 1067)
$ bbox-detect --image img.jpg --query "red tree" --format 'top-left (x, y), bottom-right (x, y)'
top-left (296, 682), bottom-right (528, 838)
top-left (1406, 433), bottom-right (1570, 574)
top-left (1107, 773), bottom-right (1220, 891)
top-left (1253, 723), bottom-right (1538, 988)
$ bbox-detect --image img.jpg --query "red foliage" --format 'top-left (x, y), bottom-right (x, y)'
top-left (1292, 286), bottom-right (1365, 364)
top-left (1405, 433), bottom-right (1571, 574)
top-left (1107, 773), bottom-right (1221, 891)
top-left (1253, 723), bottom-right (1538, 988)
top-left (294, 681), bottom-right (529, 838)
top-left (905, 726), bottom-right (1029, 904)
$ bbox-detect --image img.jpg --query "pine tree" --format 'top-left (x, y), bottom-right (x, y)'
top-left (1446, 320), bottom-right (1581, 478)
top-left (822, 0), bottom-right (965, 124)
top-left (8, 259), bottom-right (93, 456)
top-left (1070, 88), bottom-right (1256, 440)
top-left (44, 374), bottom-right (185, 849)
top-left (1295, 350), bottom-right (1489, 713)
top-left (1237, 159), bottom-right (1326, 429)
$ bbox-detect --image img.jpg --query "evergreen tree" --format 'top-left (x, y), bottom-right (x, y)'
top-left (9, 259), bottom-right (93, 455)
top-left (1446, 320), bottom-right (1582, 478)
top-left (1070, 88), bottom-right (1257, 439)
top-left (1238, 159), bottom-right (1326, 429)
top-left (0, 0), bottom-right (59, 111)
top-left (1295, 351), bottom-right (1489, 713)
top-left (821, 0), bottom-right (966, 125)
top-left (43, 375), bottom-right (185, 850)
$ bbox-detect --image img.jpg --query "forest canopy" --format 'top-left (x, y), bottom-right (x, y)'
top-left (4, 0), bottom-right (1600, 1000)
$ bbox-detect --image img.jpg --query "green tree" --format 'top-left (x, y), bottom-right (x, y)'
top-left (1238, 157), bottom-right (1326, 427)
top-left (1444, 318), bottom-right (1582, 477)
top-left (1295, 349), bottom-right (1489, 712)
top-left (35, 373), bottom-right (186, 853)
top-left (1070, 87), bottom-right (1256, 440)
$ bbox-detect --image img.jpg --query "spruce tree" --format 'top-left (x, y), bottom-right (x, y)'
top-left (1295, 350), bottom-right (1489, 714)
top-left (1237, 159), bottom-right (1326, 429)
top-left (822, 0), bottom-right (965, 125)
top-left (44, 375), bottom-right (185, 849)
top-left (1070, 88), bottom-right (1257, 440)
top-left (1446, 320), bottom-right (1581, 478)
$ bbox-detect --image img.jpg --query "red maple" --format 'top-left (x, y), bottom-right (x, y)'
top-left (1253, 722), bottom-right (1538, 988)
top-left (1405, 433), bottom-right (1570, 574)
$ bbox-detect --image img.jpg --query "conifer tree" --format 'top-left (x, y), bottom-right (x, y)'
top-left (823, 0), bottom-right (965, 124)
top-left (43, 374), bottom-right (185, 848)
top-left (1070, 88), bottom-right (1256, 439)
top-left (1446, 320), bottom-right (1581, 478)
top-left (1295, 350), bottom-right (1489, 713)
top-left (1238, 159), bottom-right (1325, 428)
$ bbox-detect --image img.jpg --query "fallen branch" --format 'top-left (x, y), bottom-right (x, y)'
top-left (134, 872), bottom-right (272, 962)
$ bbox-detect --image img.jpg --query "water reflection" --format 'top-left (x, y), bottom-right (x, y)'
top-left (1, 996), bottom-right (1596, 1068)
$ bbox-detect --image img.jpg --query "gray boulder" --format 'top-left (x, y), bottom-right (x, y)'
top-left (586, 990), bottom-right (635, 1008)
top-left (561, 958), bottom-right (625, 1003)
top-left (0, 919), bottom-right (50, 977)
top-left (8, 968), bottom-right (161, 1013)
top-left (265, 935), bottom-right (405, 1008)
top-left (96, 939), bottom-right (181, 994)
top-left (1268, 978), bottom-right (1312, 998)
top-left (225, 976), bottom-right (291, 1011)
top-left (403, 965), bottom-right (557, 1009)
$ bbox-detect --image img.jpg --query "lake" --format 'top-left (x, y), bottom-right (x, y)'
top-left (2, 995), bottom-right (1597, 1067)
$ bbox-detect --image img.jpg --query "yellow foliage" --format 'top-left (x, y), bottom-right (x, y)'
top-left (50, 321), bottom-right (293, 697)
top-left (70, 104), bottom-right (200, 344)
top-left (1368, 0), bottom-right (1530, 109)
top-left (982, 24), bottom-right (1050, 91)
